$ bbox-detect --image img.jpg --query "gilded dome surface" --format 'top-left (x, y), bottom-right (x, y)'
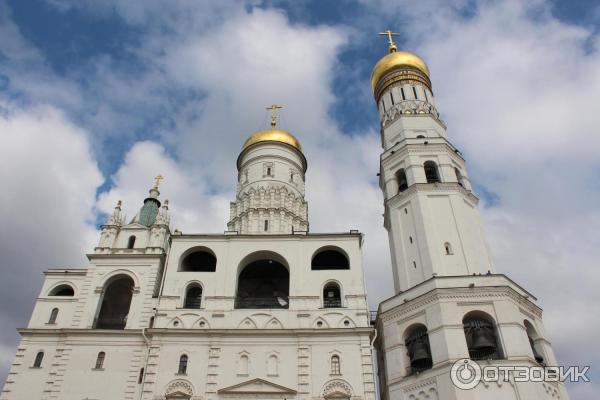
top-left (371, 50), bottom-right (430, 92)
top-left (242, 129), bottom-right (302, 152)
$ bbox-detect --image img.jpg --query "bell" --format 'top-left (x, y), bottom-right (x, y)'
top-left (409, 339), bottom-right (432, 370)
top-left (471, 326), bottom-right (497, 355)
top-left (529, 337), bottom-right (545, 364)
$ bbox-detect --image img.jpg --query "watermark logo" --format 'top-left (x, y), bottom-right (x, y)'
top-left (450, 358), bottom-right (590, 390)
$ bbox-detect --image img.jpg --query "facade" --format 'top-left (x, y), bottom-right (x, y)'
top-left (1, 119), bottom-right (374, 399)
top-left (371, 34), bottom-right (570, 399)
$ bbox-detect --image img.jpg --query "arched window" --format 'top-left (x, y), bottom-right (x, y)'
top-left (184, 285), bottom-right (203, 309)
top-left (424, 161), bottom-right (440, 183)
top-left (267, 354), bottom-right (278, 376)
top-left (48, 308), bottom-right (59, 324)
top-left (455, 168), bottom-right (464, 186)
top-left (33, 351), bottom-right (44, 368)
top-left (444, 242), bottom-right (453, 255)
top-left (524, 320), bottom-right (545, 365)
top-left (49, 284), bottom-right (74, 297)
top-left (127, 235), bottom-right (136, 249)
top-left (396, 168), bottom-right (408, 192)
top-left (331, 355), bottom-right (341, 375)
top-left (404, 324), bottom-right (433, 374)
top-left (235, 258), bottom-right (289, 309)
top-left (323, 283), bottom-right (342, 308)
top-left (311, 248), bottom-right (349, 270)
top-left (238, 354), bottom-right (249, 375)
top-left (178, 354), bottom-right (188, 375)
top-left (180, 248), bottom-right (217, 272)
top-left (95, 275), bottom-right (135, 330)
top-left (463, 311), bottom-right (503, 360)
top-left (95, 352), bottom-right (106, 369)
top-left (149, 317), bottom-right (155, 328)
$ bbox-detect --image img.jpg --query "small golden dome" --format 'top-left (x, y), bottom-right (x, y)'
top-left (242, 129), bottom-right (302, 152)
top-left (371, 50), bottom-right (430, 92)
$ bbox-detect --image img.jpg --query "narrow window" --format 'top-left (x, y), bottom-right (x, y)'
top-left (409, 236), bottom-right (413, 244)
top-left (331, 355), bottom-right (341, 375)
top-left (178, 354), bottom-right (188, 375)
top-left (323, 283), bottom-right (342, 308)
top-left (390, 91), bottom-right (395, 105)
top-left (138, 368), bottom-right (144, 384)
top-left (127, 235), bottom-right (136, 249)
top-left (413, 261), bottom-right (417, 268)
top-left (381, 100), bottom-right (386, 112)
top-left (33, 351), bottom-right (44, 368)
top-left (95, 352), bottom-right (106, 369)
top-left (396, 168), bottom-right (408, 192)
top-left (239, 354), bottom-right (249, 375)
top-left (455, 168), bottom-right (464, 186)
top-left (412, 86), bottom-right (418, 99)
top-left (267, 354), bottom-right (278, 376)
top-left (184, 286), bottom-right (202, 309)
top-left (444, 242), bottom-right (453, 255)
top-left (266, 167), bottom-right (272, 176)
top-left (424, 89), bottom-right (429, 102)
top-left (400, 87), bottom-right (406, 100)
top-left (149, 317), bottom-right (155, 328)
top-left (48, 308), bottom-right (58, 324)
top-left (264, 220), bottom-right (269, 232)
top-left (424, 161), bottom-right (441, 183)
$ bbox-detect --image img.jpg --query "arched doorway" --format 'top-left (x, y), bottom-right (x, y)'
top-left (95, 275), bottom-right (135, 329)
top-left (235, 256), bottom-right (289, 309)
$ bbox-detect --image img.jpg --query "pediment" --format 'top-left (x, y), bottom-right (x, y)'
top-left (218, 378), bottom-right (297, 395)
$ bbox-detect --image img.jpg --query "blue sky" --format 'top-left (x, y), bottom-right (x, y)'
top-left (1, 1), bottom-right (599, 398)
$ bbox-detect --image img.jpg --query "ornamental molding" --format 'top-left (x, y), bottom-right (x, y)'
top-left (385, 183), bottom-right (479, 206)
top-left (381, 101), bottom-right (443, 129)
top-left (380, 142), bottom-right (466, 166)
top-left (374, 69), bottom-right (432, 101)
top-left (400, 376), bottom-right (437, 393)
top-left (164, 379), bottom-right (195, 396)
top-left (322, 378), bottom-right (354, 398)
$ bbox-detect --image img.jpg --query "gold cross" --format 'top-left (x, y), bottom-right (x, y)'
top-left (266, 104), bottom-right (282, 128)
top-left (153, 174), bottom-right (164, 190)
top-left (379, 30), bottom-right (400, 52)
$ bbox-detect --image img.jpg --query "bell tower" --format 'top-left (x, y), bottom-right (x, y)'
top-left (372, 31), bottom-right (570, 400)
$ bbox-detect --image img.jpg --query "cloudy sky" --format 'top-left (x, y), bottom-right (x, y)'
top-left (1, 0), bottom-right (599, 397)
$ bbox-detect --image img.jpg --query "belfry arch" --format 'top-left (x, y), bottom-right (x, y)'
top-left (235, 251), bottom-right (290, 309)
top-left (95, 274), bottom-right (135, 330)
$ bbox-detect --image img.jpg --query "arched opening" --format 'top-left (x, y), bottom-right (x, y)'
top-left (330, 355), bottom-right (341, 375)
top-left (95, 352), bottom-right (106, 369)
top-left (49, 284), bottom-right (74, 297)
top-left (454, 167), bottom-right (464, 186)
top-left (396, 168), bottom-right (408, 192)
top-left (463, 311), bottom-right (503, 360)
top-left (235, 258), bottom-right (289, 309)
top-left (127, 235), bottom-right (136, 249)
top-left (95, 275), bottom-right (135, 330)
top-left (311, 248), bottom-right (349, 270)
top-left (180, 248), bottom-right (217, 272)
top-left (33, 351), bottom-right (44, 368)
top-left (323, 283), bottom-right (342, 308)
top-left (404, 324), bottom-right (433, 374)
top-left (524, 320), bottom-right (545, 365)
top-left (178, 354), bottom-right (188, 375)
top-left (48, 308), bottom-right (59, 324)
top-left (184, 285), bottom-right (203, 309)
top-left (424, 161), bottom-right (440, 183)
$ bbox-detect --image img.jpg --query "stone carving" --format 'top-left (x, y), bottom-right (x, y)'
top-left (323, 379), bottom-right (353, 398)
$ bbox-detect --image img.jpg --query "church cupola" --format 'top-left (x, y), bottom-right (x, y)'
top-left (228, 105), bottom-right (308, 234)
top-left (133, 175), bottom-right (163, 227)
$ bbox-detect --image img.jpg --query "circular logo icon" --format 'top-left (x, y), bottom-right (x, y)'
top-left (450, 358), bottom-right (481, 390)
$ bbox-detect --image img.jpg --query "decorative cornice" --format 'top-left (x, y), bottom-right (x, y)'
top-left (385, 182), bottom-right (480, 206)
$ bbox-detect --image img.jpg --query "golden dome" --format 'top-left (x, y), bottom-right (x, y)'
top-left (371, 50), bottom-right (430, 92)
top-left (242, 129), bottom-right (302, 152)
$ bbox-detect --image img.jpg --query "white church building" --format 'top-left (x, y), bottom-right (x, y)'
top-left (1, 33), bottom-right (569, 400)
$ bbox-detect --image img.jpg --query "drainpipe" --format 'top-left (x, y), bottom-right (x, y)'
top-left (138, 307), bottom-right (157, 400)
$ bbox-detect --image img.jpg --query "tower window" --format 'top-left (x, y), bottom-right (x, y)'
top-left (94, 275), bottom-right (134, 330)
top-left (412, 86), bottom-right (418, 99)
top-left (396, 168), bottom-right (408, 192)
top-left (138, 368), bottom-right (144, 384)
top-left (409, 236), bottom-right (413, 244)
top-left (455, 168), bottom-right (464, 186)
top-left (311, 248), bottom-right (349, 270)
top-left (184, 286), bottom-right (203, 309)
top-left (48, 308), bottom-right (58, 324)
top-left (331, 355), bottom-right (341, 375)
top-left (149, 317), bottom-right (155, 328)
top-left (400, 87), bottom-right (406, 100)
top-left (390, 91), bottom-right (395, 105)
top-left (267, 167), bottom-right (272, 176)
top-left (444, 242), bottom-right (453, 255)
top-left (33, 351), bottom-right (44, 368)
top-left (264, 220), bottom-right (269, 231)
top-left (323, 283), bottom-right (342, 308)
top-left (463, 312), bottom-right (503, 360)
top-left (180, 248), bottom-right (217, 272)
top-left (49, 284), bottom-right (74, 297)
top-left (413, 261), bottom-right (417, 268)
top-left (127, 235), bottom-right (136, 249)
top-left (424, 89), bottom-right (429, 102)
top-left (178, 354), bottom-right (188, 375)
top-left (424, 161), bottom-right (441, 183)
top-left (404, 324), bottom-right (433, 374)
top-left (94, 352), bottom-right (106, 369)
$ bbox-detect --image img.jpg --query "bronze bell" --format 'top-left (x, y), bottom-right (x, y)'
top-left (529, 337), bottom-right (545, 364)
top-left (408, 338), bottom-right (432, 370)
top-left (471, 326), bottom-right (497, 355)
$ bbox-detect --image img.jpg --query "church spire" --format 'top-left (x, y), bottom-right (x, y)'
top-left (134, 176), bottom-right (163, 227)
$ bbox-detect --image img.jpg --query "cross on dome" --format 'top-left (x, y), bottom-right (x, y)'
top-left (266, 104), bottom-right (282, 128)
top-left (379, 30), bottom-right (400, 52)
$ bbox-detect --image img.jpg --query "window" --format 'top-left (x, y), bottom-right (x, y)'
top-left (455, 167), bottom-right (464, 186)
top-left (94, 352), bottom-right (106, 369)
top-left (267, 167), bottom-right (272, 176)
top-left (235, 258), bottom-right (289, 309)
top-left (95, 275), bottom-right (135, 330)
top-left (49, 284), bottom-right (74, 297)
top-left (396, 168), bottom-right (408, 192)
top-left (138, 368), bottom-right (144, 384)
top-left (400, 87), bottom-right (406, 100)
top-left (267, 354), bottom-right (278, 376)
top-left (180, 248), bottom-right (217, 272)
top-left (149, 317), bottom-right (155, 328)
top-left (48, 308), bottom-right (58, 324)
top-left (33, 351), bottom-right (44, 368)
top-left (463, 312), bottom-right (502, 360)
top-left (178, 355), bottom-right (188, 375)
top-left (412, 86), bottom-right (418, 99)
top-left (424, 89), bottom-right (429, 102)
top-left (311, 248), bottom-right (349, 270)
top-left (404, 324), bottom-right (433, 374)
top-left (184, 286), bottom-right (202, 309)
top-left (238, 354), bottom-right (249, 375)
top-left (444, 242), bottom-right (453, 255)
top-left (264, 220), bottom-right (269, 232)
top-left (390, 91), bottom-right (395, 105)
top-left (331, 355), bottom-right (341, 375)
top-left (424, 161), bottom-right (440, 183)
top-left (323, 283), bottom-right (342, 308)
top-left (524, 320), bottom-right (545, 364)
top-left (127, 235), bottom-right (136, 249)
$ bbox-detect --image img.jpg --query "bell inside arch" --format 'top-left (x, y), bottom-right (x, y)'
top-left (466, 319), bottom-right (498, 359)
top-left (406, 332), bottom-right (432, 372)
top-left (529, 337), bottom-right (545, 364)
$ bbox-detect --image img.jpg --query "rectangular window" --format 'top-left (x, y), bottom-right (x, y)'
top-left (264, 220), bottom-right (269, 231)
top-left (400, 87), bottom-right (406, 100)
top-left (423, 89), bottom-right (429, 102)
top-left (412, 86), bottom-right (418, 99)
top-left (390, 91), bottom-right (395, 105)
